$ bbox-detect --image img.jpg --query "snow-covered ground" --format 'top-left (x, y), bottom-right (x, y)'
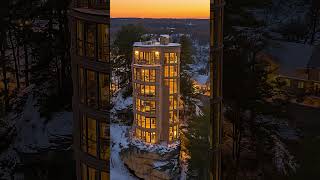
top-left (0, 89), bottom-right (73, 179)
top-left (110, 124), bottom-right (137, 180)
top-left (14, 95), bottom-right (72, 153)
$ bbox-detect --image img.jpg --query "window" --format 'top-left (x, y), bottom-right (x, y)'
top-left (79, 69), bottom-right (110, 110)
top-left (81, 115), bottom-right (109, 160)
top-left (101, 171), bottom-right (109, 180)
top-left (88, 166), bottom-right (97, 180)
top-left (146, 132), bottom-right (151, 143)
top-left (81, 163), bottom-right (87, 180)
top-left (133, 68), bottom-right (156, 82)
top-left (88, 117), bottom-right (97, 157)
top-left (164, 65), bottom-right (177, 78)
top-left (87, 70), bottom-right (97, 107)
top-left (135, 83), bottom-right (156, 97)
top-left (100, 122), bottom-right (109, 161)
top-left (81, 114), bottom-right (87, 152)
top-left (169, 111), bottom-right (178, 124)
top-left (79, 67), bottom-right (85, 103)
top-left (76, 20), bottom-right (109, 62)
top-left (169, 125), bottom-right (179, 141)
top-left (298, 81), bottom-right (304, 89)
top-left (99, 73), bottom-right (109, 110)
top-left (169, 96), bottom-right (178, 110)
top-left (134, 51), bottom-right (160, 65)
top-left (86, 24), bottom-right (95, 58)
top-left (164, 53), bottom-right (177, 64)
top-left (98, 24), bottom-right (109, 62)
top-left (165, 79), bottom-right (177, 94)
top-left (77, 21), bottom-right (84, 56)
top-left (151, 132), bottom-right (156, 144)
top-left (81, 163), bottom-right (109, 180)
top-left (284, 79), bottom-right (291, 87)
top-left (135, 99), bottom-right (156, 114)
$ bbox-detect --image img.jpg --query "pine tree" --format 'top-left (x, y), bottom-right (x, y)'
top-left (112, 24), bottom-right (146, 87)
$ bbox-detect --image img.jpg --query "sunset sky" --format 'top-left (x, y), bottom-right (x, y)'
top-left (111, 0), bottom-right (210, 19)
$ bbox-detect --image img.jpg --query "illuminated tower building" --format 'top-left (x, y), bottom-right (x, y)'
top-left (69, 0), bottom-right (110, 179)
top-left (210, 0), bottom-right (225, 180)
top-left (132, 35), bottom-right (180, 144)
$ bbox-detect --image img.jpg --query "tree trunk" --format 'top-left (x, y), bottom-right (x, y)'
top-left (9, 28), bottom-right (20, 90)
top-left (23, 41), bottom-right (29, 87)
top-left (1, 48), bottom-right (9, 114)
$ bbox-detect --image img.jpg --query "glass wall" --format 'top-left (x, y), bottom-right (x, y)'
top-left (78, 66), bottom-right (110, 111)
top-left (134, 51), bottom-right (160, 65)
top-left (133, 83), bottom-right (156, 97)
top-left (81, 113), bottom-right (110, 160)
top-left (135, 98), bottom-right (156, 114)
top-left (77, 20), bottom-right (109, 62)
top-left (81, 162), bottom-right (110, 180)
top-left (133, 68), bottom-right (156, 82)
top-left (164, 51), bottom-right (179, 142)
top-left (164, 53), bottom-right (178, 64)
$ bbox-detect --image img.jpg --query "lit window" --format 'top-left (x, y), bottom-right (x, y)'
top-left (298, 81), bottom-right (304, 89)
top-left (88, 117), bottom-right (97, 157)
top-left (88, 166), bottom-right (97, 180)
top-left (81, 163), bottom-right (87, 180)
top-left (79, 67), bottom-right (85, 103)
top-left (151, 132), bottom-right (156, 144)
top-left (98, 24), bottom-right (109, 62)
top-left (87, 70), bottom-right (97, 107)
top-left (99, 73), bottom-right (109, 110)
top-left (86, 24), bottom-right (96, 58)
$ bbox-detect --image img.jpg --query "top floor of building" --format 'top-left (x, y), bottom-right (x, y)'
top-left (133, 35), bottom-right (181, 66)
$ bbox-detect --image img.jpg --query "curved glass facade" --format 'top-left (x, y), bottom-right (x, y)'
top-left (70, 0), bottom-right (110, 179)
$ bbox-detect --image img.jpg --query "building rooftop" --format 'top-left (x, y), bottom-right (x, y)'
top-left (133, 41), bottom-right (180, 47)
top-left (134, 34), bottom-right (180, 47)
top-left (264, 40), bottom-right (317, 78)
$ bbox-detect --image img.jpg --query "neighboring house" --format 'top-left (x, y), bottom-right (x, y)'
top-left (259, 40), bottom-right (320, 107)
top-left (192, 74), bottom-right (210, 96)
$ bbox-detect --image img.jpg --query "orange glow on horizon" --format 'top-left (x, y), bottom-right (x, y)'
top-left (111, 0), bottom-right (210, 19)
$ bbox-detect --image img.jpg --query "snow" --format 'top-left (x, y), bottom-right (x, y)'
top-left (110, 124), bottom-right (136, 180)
top-left (112, 91), bottom-right (133, 112)
top-left (133, 42), bottom-right (180, 47)
top-left (153, 161), bottom-right (169, 168)
top-left (14, 95), bottom-right (73, 153)
top-left (130, 137), bottom-right (180, 154)
top-left (272, 135), bottom-right (299, 175)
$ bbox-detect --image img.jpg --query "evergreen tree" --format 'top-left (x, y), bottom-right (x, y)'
top-left (184, 108), bottom-right (210, 180)
top-left (179, 35), bottom-right (193, 69)
top-left (112, 24), bottom-right (146, 87)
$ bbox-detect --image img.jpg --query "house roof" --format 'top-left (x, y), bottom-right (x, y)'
top-left (265, 40), bottom-right (314, 78)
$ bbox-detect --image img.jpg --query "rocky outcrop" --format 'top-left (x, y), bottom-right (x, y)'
top-left (121, 145), bottom-right (180, 180)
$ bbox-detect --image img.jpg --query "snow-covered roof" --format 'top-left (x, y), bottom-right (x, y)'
top-left (133, 42), bottom-right (180, 47)
top-left (160, 34), bottom-right (170, 39)
top-left (265, 40), bottom-right (314, 78)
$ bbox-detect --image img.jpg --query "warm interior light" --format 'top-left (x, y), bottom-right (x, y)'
top-left (135, 51), bottom-right (139, 55)
top-left (155, 51), bottom-right (159, 55)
